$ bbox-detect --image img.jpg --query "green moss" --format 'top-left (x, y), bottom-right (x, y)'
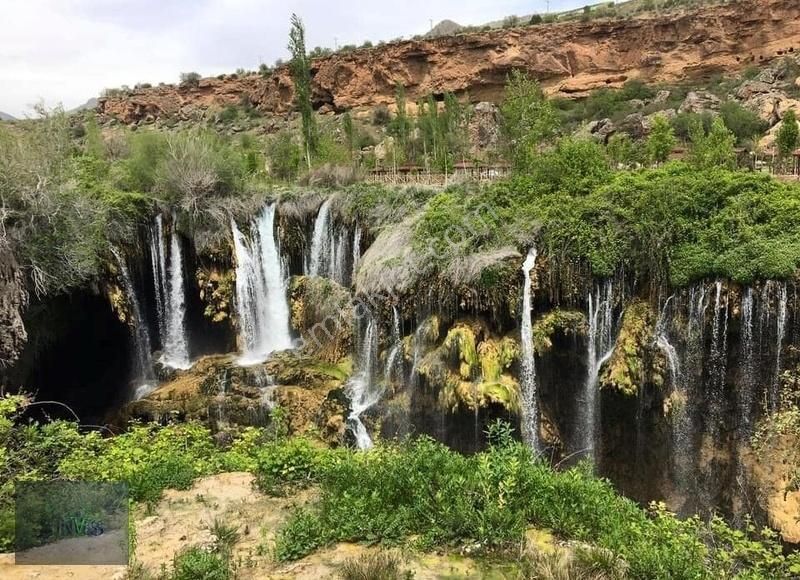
top-left (418, 321), bottom-right (521, 414)
top-left (600, 300), bottom-right (656, 397)
top-left (532, 310), bottom-right (588, 353)
top-left (443, 324), bottom-right (480, 380)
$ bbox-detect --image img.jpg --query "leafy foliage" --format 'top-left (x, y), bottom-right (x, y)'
top-left (268, 424), bottom-right (800, 578)
top-left (500, 70), bottom-right (560, 172)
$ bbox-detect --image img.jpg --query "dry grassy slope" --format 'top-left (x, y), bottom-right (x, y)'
top-left (97, 0), bottom-right (800, 126)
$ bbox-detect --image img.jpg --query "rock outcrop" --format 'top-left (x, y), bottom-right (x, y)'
top-left (97, 0), bottom-right (800, 126)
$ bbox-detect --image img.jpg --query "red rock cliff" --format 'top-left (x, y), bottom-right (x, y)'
top-left (97, 0), bottom-right (800, 125)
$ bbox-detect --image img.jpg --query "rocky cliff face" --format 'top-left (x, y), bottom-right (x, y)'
top-left (97, 0), bottom-right (800, 125)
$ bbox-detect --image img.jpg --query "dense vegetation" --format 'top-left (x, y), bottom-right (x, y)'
top-left (3, 395), bottom-right (798, 578)
top-left (415, 160), bottom-right (800, 287)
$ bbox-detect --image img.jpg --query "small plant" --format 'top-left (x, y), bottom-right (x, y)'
top-left (170, 546), bottom-right (230, 580)
top-left (208, 518), bottom-right (240, 555)
top-left (179, 72), bottom-right (201, 87)
top-left (338, 551), bottom-right (412, 580)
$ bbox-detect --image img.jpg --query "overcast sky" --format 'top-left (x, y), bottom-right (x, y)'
top-left (1, 0), bottom-right (587, 117)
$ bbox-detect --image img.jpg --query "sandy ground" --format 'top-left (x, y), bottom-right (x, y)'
top-left (0, 472), bottom-right (528, 579)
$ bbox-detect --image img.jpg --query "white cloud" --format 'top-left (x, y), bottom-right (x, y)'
top-left (0, 0), bottom-right (583, 117)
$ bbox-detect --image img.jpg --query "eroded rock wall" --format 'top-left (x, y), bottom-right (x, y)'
top-left (97, 0), bottom-right (800, 125)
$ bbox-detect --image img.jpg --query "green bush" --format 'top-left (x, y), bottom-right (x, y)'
top-left (171, 546), bottom-right (231, 580)
top-left (271, 426), bottom-right (800, 578)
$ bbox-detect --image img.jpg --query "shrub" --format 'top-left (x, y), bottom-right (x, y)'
top-left (267, 131), bottom-right (302, 181)
top-left (372, 105), bottom-right (391, 126)
top-left (720, 100), bottom-right (767, 144)
top-left (338, 551), bottom-right (411, 580)
top-left (179, 72), bottom-right (201, 87)
top-left (171, 546), bottom-right (230, 580)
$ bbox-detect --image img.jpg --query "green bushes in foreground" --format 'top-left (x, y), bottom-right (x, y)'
top-left (269, 424), bottom-right (800, 579)
top-left (3, 395), bottom-right (800, 578)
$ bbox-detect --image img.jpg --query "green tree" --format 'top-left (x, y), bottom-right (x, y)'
top-left (342, 111), bottom-right (355, 161)
top-left (720, 100), bottom-right (766, 144)
top-left (646, 114), bottom-right (676, 165)
top-left (606, 133), bottom-right (638, 168)
top-left (268, 131), bottom-right (302, 181)
top-left (777, 110), bottom-right (799, 161)
top-left (688, 117), bottom-right (736, 169)
top-left (500, 70), bottom-right (559, 172)
top-left (288, 13), bottom-right (317, 170)
top-left (388, 83), bottom-right (412, 161)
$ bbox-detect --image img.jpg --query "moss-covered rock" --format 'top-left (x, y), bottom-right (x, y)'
top-left (532, 309), bottom-right (587, 354)
top-left (600, 300), bottom-right (658, 396)
top-left (290, 275), bottom-right (353, 363)
top-left (196, 266), bottom-right (234, 323)
top-left (416, 318), bottom-right (521, 414)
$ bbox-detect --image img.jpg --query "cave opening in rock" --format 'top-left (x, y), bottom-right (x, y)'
top-left (6, 290), bottom-right (134, 425)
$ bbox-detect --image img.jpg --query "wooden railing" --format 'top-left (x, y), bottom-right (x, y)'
top-left (365, 165), bottom-right (511, 186)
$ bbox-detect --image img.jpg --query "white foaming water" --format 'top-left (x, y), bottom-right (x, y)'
top-left (161, 224), bottom-right (191, 370)
top-left (231, 204), bottom-right (293, 365)
top-left (308, 198), bottom-right (332, 277)
top-left (111, 247), bottom-right (156, 398)
top-left (581, 280), bottom-right (616, 461)
top-left (772, 282), bottom-right (788, 411)
top-left (384, 305), bottom-right (402, 384)
top-left (519, 246), bottom-right (540, 451)
top-left (351, 224), bottom-right (362, 283)
top-left (347, 312), bottom-right (381, 449)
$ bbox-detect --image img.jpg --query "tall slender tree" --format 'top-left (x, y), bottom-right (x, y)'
top-left (288, 13), bottom-right (317, 170)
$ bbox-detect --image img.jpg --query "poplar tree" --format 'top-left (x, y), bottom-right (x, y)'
top-left (288, 13), bottom-right (317, 169)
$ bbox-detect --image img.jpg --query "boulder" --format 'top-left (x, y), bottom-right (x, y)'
top-left (618, 112), bottom-right (647, 140)
top-left (653, 90), bottom-right (671, 104)
top-left (736, 80), bottom-right (774, 101)
top-left (679, 90), bottom-right (721, 114)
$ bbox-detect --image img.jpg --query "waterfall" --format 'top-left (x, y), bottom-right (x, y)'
top-left (655, 296), bottom-right (681, 388)
top-left (739, 288), bottom-right (757, 437)
top-left (111, 248), bottom-right (156, 398)
top-left (351, 224), bottom-right (362, 283)
top-left (161, 225), bottom-right (191, 369)
top-left (384, 305), bottom-right (402, 384)
top-left (581, 280), bottom-right (616, 461)
top-left (308, 198), bottom-right (333, 278)
top-left (519, 247), bottom-right (540, 451)
top-left (149, 214), bottom-right (191, 370)
top-left (149, 215), bottom-right (166, 337)
top-left (347, 310), bottom-right (381, 449)
top-left (704, 280), bottom-right (729, 455)
top-left (656, 295), bottom-right (693, 492)
top-left (772, 282), bottom-right (788, 411)
top-left (231, 204), bottom-right (293, 365)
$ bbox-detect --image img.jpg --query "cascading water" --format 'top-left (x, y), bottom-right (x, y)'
top-left (739, 288), bottom-right (757, 437)
top-left (519, 247), bottom-right (540, 451)
top-left (111, 248), bottom-right (156, 398)
top-left (347, 309), bottom-right (381, 449)
top-left (150, 214), bottom-right (191, 370)
top-left (384, 305), bottom-right (402, 384)
top-left (149, 215), bottom-right (166, 337)
top-left (231, 204), bottom-right (293, 365)
top-left (308, 198), bottom-right (332, 278)
top-left (351, 224), bottom-right (362, 283)
top-left (706, 281), bottom-right (729, 442)
top-left (655, 295), bottom-right (692, 492)
top-left (581, 280), bottom-right (616, 461)
top-left (162, 226), bottom-right (191, 369)
top-left (772, 282), bottom-right (788, 410)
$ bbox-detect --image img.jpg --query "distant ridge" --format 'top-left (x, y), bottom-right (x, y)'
top-left (0, 111), bottom-right (16, 121)
top-left (69, 98), bottom-right (98, 114)
top-left (427, 19), bottom-right (462, 38)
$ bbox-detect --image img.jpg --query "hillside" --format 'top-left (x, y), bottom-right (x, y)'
top-left (97, 0), bottom-right (800, 125)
